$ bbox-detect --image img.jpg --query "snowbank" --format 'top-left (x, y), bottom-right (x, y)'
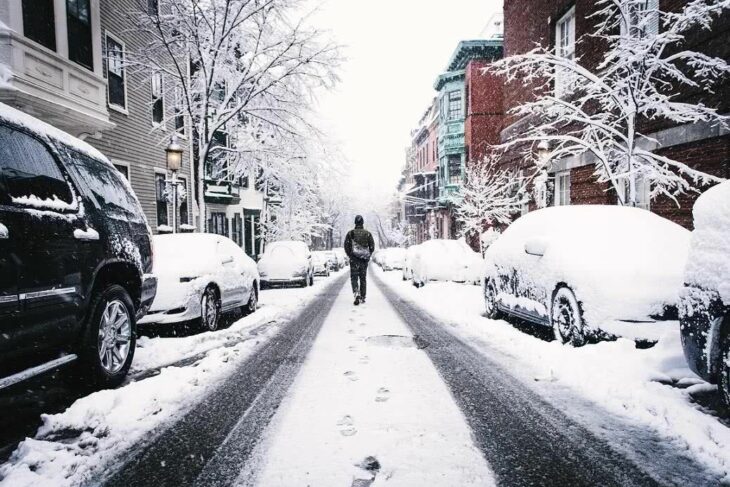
top-left (411, 239), bottom-right (483, 285)
top-left (376, 269), bottom-right (730, 482)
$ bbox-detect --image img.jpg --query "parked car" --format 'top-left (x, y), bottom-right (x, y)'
top-left (312, 251), bottom-right (332, 277)
top-left (411, 239), bottom-right (483, 287)
top-left (333, 248), bottom-right (349, 267)
top-left (258, 241), bottom-right (314, 288)
top-left (0, 102), bottom-right (156, 388)
top-left (323, 250), bottom-right (339, 271)
top-left (378, 248), bottom-right (407, 271)
top-left (483, 206), bottom-right (690, 346)
top-left (402, 246), bottom-right (418, 281)
top-left (679, 181), bottom-right (730, 405)
top-left (139, 233), bottom-right (259, 332)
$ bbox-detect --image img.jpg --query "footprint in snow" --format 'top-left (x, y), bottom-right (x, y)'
top-left (348, 345), bottom-right (357, 352)
top-left (344, 370), bottom-right (359, 381)
top-left (337, 415), bottom-right (357, 436)
top-left (347, 329), bottom-right (356, 335)
top-left (359, 355), bottom-right (370, 365)
top-left (375, 387), bottom-right (390, 402)
top-left (359, 322), bottom-right (367, 327)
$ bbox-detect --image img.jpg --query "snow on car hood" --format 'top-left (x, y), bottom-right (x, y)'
top-left (484, 206), bottom-right (690, 324)
top-left (683, 181), bottom-right (730, 305)
top-left (412, 239), bottom-right (483, 283)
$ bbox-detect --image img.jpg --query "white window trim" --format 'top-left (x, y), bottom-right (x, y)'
top-left (105, 30), bottom-right (129, 114)
top-left (616, 177), bottom-right (651, 210)
top-left (620, 0), bottom-right (659, 41)
top-left (154, 167), bottom-right (171, 228)
top-left (111, 159), bottom-right (131, 184)
top-left (554, 170), bottom-right (571, 206)
top-left (555, 6), bottom-right (576, 98)
top-left (151, 72), bottom-right (165, 128)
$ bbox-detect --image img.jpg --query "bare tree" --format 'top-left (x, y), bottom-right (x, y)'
top-left (490, 0), bottom-right (729, 207)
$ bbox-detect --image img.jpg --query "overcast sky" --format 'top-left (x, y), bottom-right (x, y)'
top-left (311, 0), bottom-right (503, 197)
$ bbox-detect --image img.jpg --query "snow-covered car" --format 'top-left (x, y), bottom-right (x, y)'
top-left (333, 248), bottom-right (349, 267)
top-left (258, 241), bottom-right (314, 288)
top-left (411, 239), bottom-right (484, 287)
top-left (402, 246), bottom-right (418, 281)
top-left (483, 206), bottom-right (690, 346)
top-left (312, 251), bottom-right (332, 277)
top-left (679, 181), bottom-right (730, 404)
top-left (378, 248), bottom-right (407, 271)
top-left (323, 250), bottom-right (339, 270)
top-left (0, 102), bottom-right (156, 389)
top-left (139, 233), bottom-right (259, 332)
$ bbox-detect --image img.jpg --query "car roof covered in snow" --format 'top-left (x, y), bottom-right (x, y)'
top-left (0, 101), bottom-right (108, 161)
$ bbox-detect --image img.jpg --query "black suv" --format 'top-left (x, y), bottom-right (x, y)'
top-left (679, 180), bottom-right (730, 405)
top-left (0, 103), bottom-right (156, 388)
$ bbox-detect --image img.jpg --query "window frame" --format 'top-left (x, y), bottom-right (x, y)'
top-left (621, 0), bottom-right (659, 41)
top-left (22, 0), bottom-right (57, 52)
top-left (151, 72), bottom-right (165, 127)
top-left (154, 169), bottom-right (169, 228)
top-left (555, 6), bottom-right (576, 98)
top-left (66, 0), bottom-right (94, 71)
top-left (177, 176), bottom-right (189, 225)
top-left (112, 160), bottom-right (131, 183)
top-left (554, 170), bottom-right (571, 206)
top-left (447, 90), bottom-right (463, 121)
top-left (105, 31), bottom-right (128, 114)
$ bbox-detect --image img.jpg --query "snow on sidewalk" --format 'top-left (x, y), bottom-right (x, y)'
top-left (242, 277), bottom-right (495, 486)
top-left (375, 268), bottom-right (730, 482)
top-left (0, 276), bottom-right (340, 487)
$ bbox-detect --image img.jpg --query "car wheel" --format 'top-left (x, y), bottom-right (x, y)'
top-left (244, 286), bottom-right (258, 316)
top-left (484, 278), bottom-right (502, 319)
top-left (551, 287), bottom-right (587, 347)
top-left (718, 322), bottom-right (730, 407)
top-left (78, 284), bottom-right (136, 389)
top-left (200, 286), bottom-right (221, 332)
top-left (309, 273), bottom-right (314, 286)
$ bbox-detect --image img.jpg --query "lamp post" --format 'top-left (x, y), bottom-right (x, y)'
top-left (166, 135), bottom-right (184, 233)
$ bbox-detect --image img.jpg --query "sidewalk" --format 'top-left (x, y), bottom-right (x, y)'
top-left (242, 275), bottom-right (494, 486)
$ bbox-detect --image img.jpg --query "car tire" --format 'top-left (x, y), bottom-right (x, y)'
top-left (551, 286), bottom-right (587, 347)
top-left (309, 273), bottom-right (314, 286)
top-left (243, 286), bottom-right (258, 316)
top-left (77, 284), bottom-right (136, 389)
top-left (200, 286), bottom-right (221, 332)
top-left (484, 278), bottom-right (502, 320)
top-left (718, 321), bottom-right (730, 407)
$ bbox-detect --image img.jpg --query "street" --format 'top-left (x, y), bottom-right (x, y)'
top-left (3, 270), bottom-right (721, 486)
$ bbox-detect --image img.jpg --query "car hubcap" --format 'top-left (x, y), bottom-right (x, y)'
top-left (203, 291), bottom-right (218, 330)
top-left (554, 298), bottom-right (579, 343)
top-left (485, 282), bottom-right (496, 314)
top-left (98, 300), bottom-right (131, 374)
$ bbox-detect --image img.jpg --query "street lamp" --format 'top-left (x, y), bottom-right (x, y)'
top-left (166, 135), bottom-right (184, 233)
top-left (536, 140), bottom-right (550, 164)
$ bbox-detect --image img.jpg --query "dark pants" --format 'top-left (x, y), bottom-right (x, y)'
top-left (350, 260), bottom-right (368, 298)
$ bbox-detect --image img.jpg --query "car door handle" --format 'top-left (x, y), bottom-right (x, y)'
top-left (74, 228), bottom-right (100, 241)
top-left (0, 223), bottom-right (8, 240)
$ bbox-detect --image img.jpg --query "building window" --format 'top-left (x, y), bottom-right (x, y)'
top-left (210, 212), bottom-right (228, 237)
top-left (106, 34), bottom-right (126, 110)
top-left (617, 176), bottom-right (651, 210)
top-left (555, 6), bottom-right (576, 98)
top-left (155, 172), bottom-right (168, 227)
top-left (23, 0), bottom-right (56, 51)
top-left (447, 90), bottom-right (463, 121)
top-left (174, 86), bottom-right (186, 134)
top-left (147, 0), bottom-right (159, 15)
top-left (622, 0), bottom-right (659, 40)
top-left (178, 178), bottom-right (189, 225)
top-left (554, 171), bottom-right (571, 206)
top-left (67, 0), bottom-right (93, 70)
top-left (113, 163), bottom-right (129, 180)
top-left (152, 73), bottom-right (164, 125)
top-left (447, 154), bottom-right (462, 185)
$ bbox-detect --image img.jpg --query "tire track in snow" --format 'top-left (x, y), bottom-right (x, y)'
top-left (99, 275), bottom-right (347, 487)
top-left (373, 271), bottom-right (703, 487)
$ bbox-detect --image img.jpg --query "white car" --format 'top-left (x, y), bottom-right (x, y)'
top-left (411, 239), bottom-right (483, 287)
top-left (258, 241), bottom-right (314, 288)
top-left (378, 248), bottom-right (407, 271)
top-left (139, 233), bottom-right (260, 332)
top-left (483, 205), bottom-right (690, 346)
top-left (312, 251), bottom-right (332, 276)
top-left (333, 248), bottom-right (349, 267)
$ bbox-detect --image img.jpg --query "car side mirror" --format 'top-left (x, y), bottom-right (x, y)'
top-left (524, 237), bottom-right (548, 257)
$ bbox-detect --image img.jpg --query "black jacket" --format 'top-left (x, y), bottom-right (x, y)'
top-left (344, 225), bottom-right (375, 263)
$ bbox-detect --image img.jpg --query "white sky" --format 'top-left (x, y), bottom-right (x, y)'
top-left (312, 0), bottom-right (503, 196)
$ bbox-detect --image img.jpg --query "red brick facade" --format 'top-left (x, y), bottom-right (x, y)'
top-left (465, 60), bottom-right (504, 165)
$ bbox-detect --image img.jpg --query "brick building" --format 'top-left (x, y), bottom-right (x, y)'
top-left (500, 0), bottom-right (730, 229)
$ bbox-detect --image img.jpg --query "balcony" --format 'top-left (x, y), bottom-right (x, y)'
top-left (0, 26), bottom-right (113, 136)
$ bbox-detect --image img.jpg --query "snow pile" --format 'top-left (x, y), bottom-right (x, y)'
top-left (411, 239), bottom-right (483, 285)
top-left (484, 206), bottom-right (690, 327)
top-left (682, 181), bottom-right (730, 305)
top-left (0, 102), bottom-right (107, 161)
top-left (0, 279), bottom-right (336, 487)
top-left (376, 269), bottom-right (730, 482)
top-left (258, 241), bottom-right (310, 280)
top-left (375, 248), bottom-right (407, 270)
top-left (10, 194), bottom-right (77, 212)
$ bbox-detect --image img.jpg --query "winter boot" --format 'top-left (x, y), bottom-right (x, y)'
top-left (354, 293), bottom-right (361, 306)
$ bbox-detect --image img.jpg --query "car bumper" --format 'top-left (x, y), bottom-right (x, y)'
top-left (137, 274), bottom-right (158, 320)
top-left (138, 293), bottom-right (200, 325)
top-left (261, 277), bottom-right (307, 287)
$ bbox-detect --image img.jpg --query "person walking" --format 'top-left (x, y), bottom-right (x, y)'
top-left (344, 215), bottom-right (375, 305)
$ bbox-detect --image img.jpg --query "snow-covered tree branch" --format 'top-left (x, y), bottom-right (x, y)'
top-left (489, 0), bottom-right (729, 207)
